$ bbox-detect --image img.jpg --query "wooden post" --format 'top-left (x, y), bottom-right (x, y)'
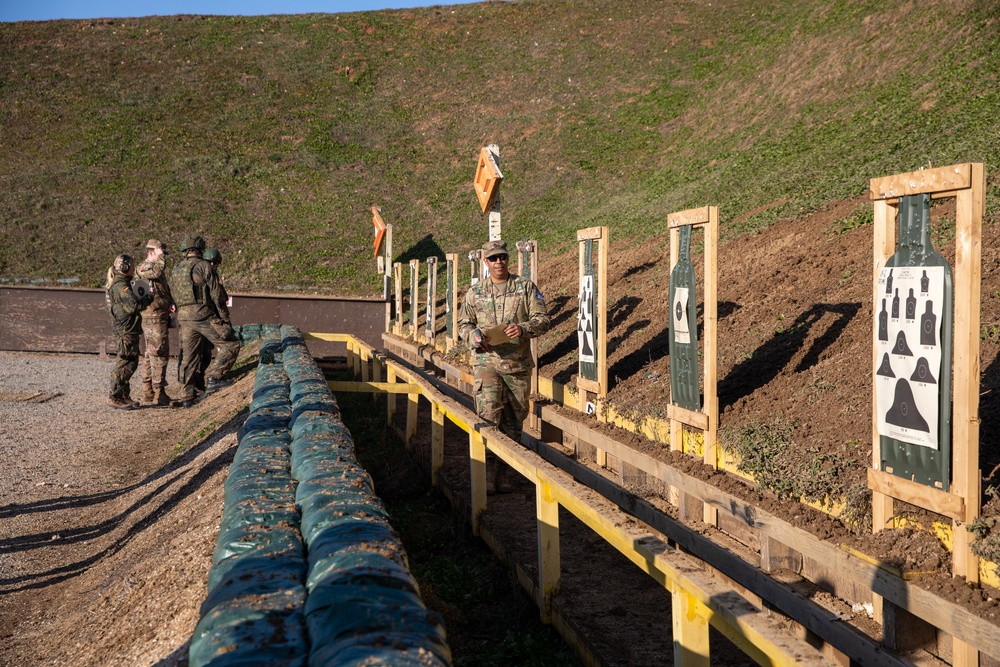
top-left (409, 259), bottom-right (421, 342)
top-left (672, 586), bottom-right (711, 667)
top-left (393, 262), bottom-right (403, 336)
top-left (431, 401), bottom-right (445, 486)
top-left (360, 348), bottom-right (370, 383)
top-left (406, 392), bottom-right (418, 449)
top-left (425, 256), bottom-right (438, 347)
top-left (386, 364), bottom-right (397, 426)
top-left (536, 478), bottom-right (561, 624)
top-left (469, 429), bottom-right (487, 535)
top-left (518, 240), bottom-right (541, 432)
top-left (371, 353), bottom-right (382, 406)
top-left (445, 252), bottom-right (460, 352)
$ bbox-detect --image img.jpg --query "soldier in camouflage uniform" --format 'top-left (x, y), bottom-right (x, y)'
top-left (193, 247), bottom-right (227, 390)
top-left (457, 239), bottom-right (551, 492)
top-left (135, 239), bottom-right (174, 405)
top-left (167, 235), bottom-right (241, 407)
top-left (105, 254), bottom-right (154, 409)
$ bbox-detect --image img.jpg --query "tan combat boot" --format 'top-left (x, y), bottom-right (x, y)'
top-left (153, 387), bottom-right (171, 406)
top-left (140, 379), bottom-right (154, 404)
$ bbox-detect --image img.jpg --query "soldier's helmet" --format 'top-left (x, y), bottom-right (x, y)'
top-left (113, 254), bottom-right (134, 276)
top-left (203, 248), bottom-right (222, 265)
top-left (180, 235), bottom-right (206, 253)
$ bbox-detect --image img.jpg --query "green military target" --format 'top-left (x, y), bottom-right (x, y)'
top-left (875, 193), bottom-right (953, 490)
top-left (669, 225), bottom-right (701, 412)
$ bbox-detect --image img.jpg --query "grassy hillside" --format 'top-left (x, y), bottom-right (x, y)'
top-left (1, 0), bottom-right (998, 294)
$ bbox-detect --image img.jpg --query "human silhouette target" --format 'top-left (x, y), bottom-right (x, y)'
top-left (875, 265), bottom-right (946, 449)
top-left (577, 275), bottom-right (595, 363)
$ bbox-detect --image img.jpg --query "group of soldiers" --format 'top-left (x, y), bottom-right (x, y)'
top-left (105, 235), bottom-right (241, 409)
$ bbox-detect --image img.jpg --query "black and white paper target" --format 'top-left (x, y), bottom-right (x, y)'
top-left (577, 275), bottom-right (596, 364)
top-left (672, 287), bottom-right (690, 345)
top-left (874, 266), bottom-right (944, 449)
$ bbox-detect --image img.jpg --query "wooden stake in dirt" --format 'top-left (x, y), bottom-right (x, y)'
top-left (445, 253), bottom-right (459, 352)
top-left (667, 206), bottom-right (719, 526)
top-left (517, 240), bottom-right (541, 431)
top-left (409, 259), bottom-right (420, 343)
top-left (425, 256), bottom-right (438, 346)
top-left (576, 227), bottom-right (609, 465)
top-left (868, 162), bottom-right (984, 667)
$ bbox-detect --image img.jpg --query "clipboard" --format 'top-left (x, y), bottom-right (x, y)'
top-left (484, 324), bottom-right (512, 345)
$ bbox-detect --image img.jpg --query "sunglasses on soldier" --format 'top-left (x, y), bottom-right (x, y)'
top-left (487, 254), bottom-right (509, 263)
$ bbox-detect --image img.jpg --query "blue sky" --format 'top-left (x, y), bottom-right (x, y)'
top-left (0, 0), bottom-right (481, 23)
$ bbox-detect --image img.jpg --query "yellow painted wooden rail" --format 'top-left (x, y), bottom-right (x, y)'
top-left (308, 332), bottom-right (837, 667)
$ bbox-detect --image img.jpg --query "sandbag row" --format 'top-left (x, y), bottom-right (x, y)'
top-left (279, 325), bottom-right (452, 667)
top-left (189, 333), bottom-right (309, 667)
top-left (190, 325), bottom-right (451, 666)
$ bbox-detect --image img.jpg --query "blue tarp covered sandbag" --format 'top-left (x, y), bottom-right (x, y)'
top-left (189, 591), bottom-right (308, 667)
top-left (203, 554), bottom-right (306, 613)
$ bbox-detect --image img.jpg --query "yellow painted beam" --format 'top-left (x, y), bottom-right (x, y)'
top-left (327, 381), bottom-right (420, 394)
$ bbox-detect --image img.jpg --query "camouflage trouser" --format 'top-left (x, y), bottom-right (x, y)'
top-left (474, 367), bottom-right (531, 443)
top-left (110, 332), bottom-right (140, 399)
top-left (140, 314), bottom-right (170, 389)
top-left (176, 318), bottom-right (241, 400)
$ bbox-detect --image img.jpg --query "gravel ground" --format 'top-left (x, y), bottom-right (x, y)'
top-left (0, 350), bottom-right (253, 667)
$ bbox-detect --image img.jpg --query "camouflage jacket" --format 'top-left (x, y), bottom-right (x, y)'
top-left (168, 254), bottom-right (231, 323)
top-left (457, 273), bottom-right (551, 373)
top-left (135, 257), bottom-right (173, 315)
top-left (105, 272), bottom-right (152, 336)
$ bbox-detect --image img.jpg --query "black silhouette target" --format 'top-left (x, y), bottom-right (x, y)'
top-left (875, 263), bottom-right (946, 451)
top-left (578, 275), bottom-right (595, 364)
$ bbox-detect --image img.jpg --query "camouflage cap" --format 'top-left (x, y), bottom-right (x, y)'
top-left (482, 239), bottom-right (508, 259)
top-left (145, 238), bottom-right (168, 253)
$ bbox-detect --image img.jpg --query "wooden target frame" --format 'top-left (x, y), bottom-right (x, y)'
top-left (667, 206), bottom-right (719, 467)
top-left (576, 227), bottom-right (608, 414)
top-left (868, 163), bottom-right (984, 582)
top-left (424, 256), bottom-right (438, 346)
top-left (517, 240), bottom-right (540, 430)
top-left (409, 259), bottom-right (421, 342)
top-left (392, 262), bottom-right (403, 336)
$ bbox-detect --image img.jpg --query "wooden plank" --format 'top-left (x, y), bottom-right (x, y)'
top-left (669, 404), bottom-right (709, 431)
top-left (668, 205), bottom-right (712, 228)
top-left (869, 163), bottom-right (972, 200)
top-left (469, 430), bottom-right (487, 535)
top-left (431, 401), bottom-right (445, 486)
top-left (576, 376), bottom-right (602, 394)
top-left (871, 198), bottom-right (896, 532)
top-left (867, 468), bottom-right (965, 521)
top-left (576, 226), bottom-right (604, 241)
top-left (533, 403), bottom-right (1000, 657)
top-left (327, 380), bottom-right (420, 394)
top-left (597, 227), bottom-right (609, 403)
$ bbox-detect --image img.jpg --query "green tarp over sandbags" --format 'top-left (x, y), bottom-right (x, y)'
top-left (304, 585), bottom-right (450, 667)
top-left (189, 589), bottom-right (308, 667)
top-left (203, 553), bottom-right (307, 612)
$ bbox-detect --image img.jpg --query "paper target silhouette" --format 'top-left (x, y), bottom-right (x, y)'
top-left (875, 265), bottom-right (946, 449)
top-left (672, 287), bottom-right (691, 345)
top-left (577, 275), bottom-right (596, 363)
top-left (885, 378), bottom-right (930, 433)
top-left (920, 300), bottom-right (937, 346)
top-left (876, 353), bottom-right (895, 378)
top-left (910, 357), bottom-right (937, 384)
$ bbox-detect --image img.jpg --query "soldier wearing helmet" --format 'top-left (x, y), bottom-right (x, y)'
top-left (105, 253), bottom-right (154, 409)
top-left (167, 235), bottom-right (241, 406)
top-left (135, 239), bottom-right (174, 405)
top-left (194, 247), bottom-right (228, 390)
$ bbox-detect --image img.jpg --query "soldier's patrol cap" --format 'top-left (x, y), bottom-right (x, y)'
top-left (145, 239), bottom-right (168, 253)
top-left (482, 239), bottom-right (508, 259)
